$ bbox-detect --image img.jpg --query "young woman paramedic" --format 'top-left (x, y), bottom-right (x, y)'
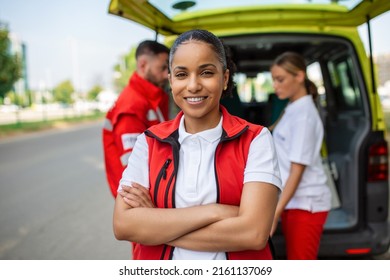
top-left (270, 51), bottom-right (332, 260)
top-left (113, 29), bottom-right (282, 260)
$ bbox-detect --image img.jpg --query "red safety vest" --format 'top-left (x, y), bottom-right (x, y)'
top-left (103, 72), bottom-right (169, 197)
top-left (133, 106), bottom-right (274, 260)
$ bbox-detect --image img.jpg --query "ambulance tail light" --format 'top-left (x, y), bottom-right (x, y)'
top-left (367, 141), bottom-right (388, 182)
top-left (345, 248), bottom-right (372, 255)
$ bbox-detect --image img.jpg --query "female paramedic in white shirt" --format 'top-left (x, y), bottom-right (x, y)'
top-left (270, 51), bottom-right (331, 260)
top-left (113, 29), bottom-right (282, 260)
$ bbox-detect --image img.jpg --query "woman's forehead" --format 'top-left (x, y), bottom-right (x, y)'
top-left (173, 41), bottom-right (216, 59)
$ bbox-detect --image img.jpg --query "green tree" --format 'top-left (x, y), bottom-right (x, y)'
top-left (87, 84), bottom-right (103, 101)
top-left (112, 46), bottom-right (137, 92)
top-left (52, 80), bottom-right (74, 104)
top-left (0, 26), bottom-right (22, 101)
top-left (6, 90), bottom-right (26, 106)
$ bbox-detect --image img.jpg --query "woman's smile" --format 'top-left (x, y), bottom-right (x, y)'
top-left (185, 96), bottom-right (208, 105)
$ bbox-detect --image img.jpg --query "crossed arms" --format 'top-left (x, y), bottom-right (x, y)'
top-left (113, 181), bottom-right (279, 252)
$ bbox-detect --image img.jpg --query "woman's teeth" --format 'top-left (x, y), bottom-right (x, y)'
top-left (186, 97), bottom-right (205, 102)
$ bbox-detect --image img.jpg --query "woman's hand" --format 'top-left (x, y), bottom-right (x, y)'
top-left (118, 182), bottom-right (155, 208)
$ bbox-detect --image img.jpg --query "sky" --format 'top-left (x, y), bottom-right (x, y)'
top-left (1, 0), bottom-right (390, 92)
top-left (0, 0), bottom-right (156, 92)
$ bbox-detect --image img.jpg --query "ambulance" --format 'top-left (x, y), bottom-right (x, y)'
top-left (108, 0), bottom-right (390, 258)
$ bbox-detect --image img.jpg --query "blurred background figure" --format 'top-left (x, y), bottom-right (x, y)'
top-left (270, 51), bottom-right (331, 260)
top-left (102, 40), bottom-right (170, 197)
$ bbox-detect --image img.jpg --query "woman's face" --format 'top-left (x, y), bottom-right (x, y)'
top-left (271, 64), bottom-right (304, 102)
top-left (169, 40), bottom-right (229, 132)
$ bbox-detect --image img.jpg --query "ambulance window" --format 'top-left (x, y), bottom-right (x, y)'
top-left (235, 72), bottom-right (273, 103)
top-left (328, 56), bottom-right (362, 111)
top-left (307, 62), bottom-right (325, 106)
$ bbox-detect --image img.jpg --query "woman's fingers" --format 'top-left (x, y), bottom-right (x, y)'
top-left (119, 183), bottom-right (154, 208)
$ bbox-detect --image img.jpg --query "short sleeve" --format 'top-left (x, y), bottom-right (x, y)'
top-left (118, 133), bottom-right (150, 192)
top-left (244, 127), bottom-right (282, 191)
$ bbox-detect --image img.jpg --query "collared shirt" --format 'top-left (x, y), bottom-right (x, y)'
top-left (273, 95), bottom-right (331, 212)
top-left (120, 114), bottom-right (281, 260)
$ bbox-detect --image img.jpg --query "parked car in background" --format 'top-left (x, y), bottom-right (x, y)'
top-left (108, 0), bottom-right (390, 258)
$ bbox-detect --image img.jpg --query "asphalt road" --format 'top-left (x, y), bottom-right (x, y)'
top-left (0, 121), bottom-right (130, 259)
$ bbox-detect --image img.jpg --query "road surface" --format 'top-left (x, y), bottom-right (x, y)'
top-left (0, 121), bottom-right (130, 259)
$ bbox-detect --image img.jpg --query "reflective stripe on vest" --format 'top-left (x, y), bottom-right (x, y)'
top-left (147, 107), bottom-right (165, 122)
top-left (120, 151), bottom-right (132, 166)
top-left (103, 118), bottom-right (113, 131)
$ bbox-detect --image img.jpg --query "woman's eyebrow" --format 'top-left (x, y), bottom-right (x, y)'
top-left (172, 65), bottom-right (187, 71)
top-left (172, 63), bottom-right (217, 72)
top-left (199, 63), bottom-right (217, 69)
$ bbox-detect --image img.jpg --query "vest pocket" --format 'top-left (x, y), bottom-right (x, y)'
top-left (153, 159), bottom-right (172, 205)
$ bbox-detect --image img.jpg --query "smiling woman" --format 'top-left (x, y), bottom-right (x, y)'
top-left (113, 29), bottom-right (282, 260)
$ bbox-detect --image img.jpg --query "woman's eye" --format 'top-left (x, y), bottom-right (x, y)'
top-left (201, 70), bottom-right (214, 76)
top-left (175, 72), bottom-right (187, 78)
top-left (274, 78), bottom-right (284, 83)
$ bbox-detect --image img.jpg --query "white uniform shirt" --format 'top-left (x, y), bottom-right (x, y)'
top-left (272, 95), bottom-right (331, 212)
top-left (120, 115), bottom-right (282, 260)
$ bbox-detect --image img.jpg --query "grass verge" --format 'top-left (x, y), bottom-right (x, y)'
top-left (0, 111), bottom-right (105, 138)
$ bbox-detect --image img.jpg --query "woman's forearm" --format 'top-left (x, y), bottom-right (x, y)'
top-left (276, 162), bottom-right (305, 214)
top-left (271, 163), bottom-right (305, 236)
top-left (113, 196), bottom-right (238, 246)
top-left (168, 215), bottom-right (268, 252)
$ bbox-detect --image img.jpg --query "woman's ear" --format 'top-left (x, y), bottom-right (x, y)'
top-left (296, 70), bottom-right (306, 83)
top-left (223, 69), bottom-right (230, 90)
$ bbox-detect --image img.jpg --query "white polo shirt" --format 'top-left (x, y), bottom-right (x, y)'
top-left (120, 115), bottom-right (281, 260)
top-left (272, 95), bottom-right (331, 212)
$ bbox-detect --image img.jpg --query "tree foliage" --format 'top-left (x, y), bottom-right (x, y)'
top-left (0, 26), bottom-right (22, 100)
top-left (87, 84), bottom-right (103, 101)
top-left (52, 80), bottom-right (74, 104)
top-left (112, 45), bottom-right (137, 92)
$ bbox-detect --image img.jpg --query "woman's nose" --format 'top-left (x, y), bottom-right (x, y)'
top-left (187, 75), bottom-right (201, 93)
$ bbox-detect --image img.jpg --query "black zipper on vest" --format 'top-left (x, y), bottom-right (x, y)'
top-left (144, 129), bottom-right (180, 259)
top-left (162, 159), bottom-right (171, 179)
top-left (145, 129), bottom-right (180, 209)
top-left (154, 159), bottom-right (172, 205)
top-left (164, 171), bottom-right (175, 208)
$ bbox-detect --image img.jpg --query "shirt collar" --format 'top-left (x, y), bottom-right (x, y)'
top-left (178, 115), bottom-right (223, 144)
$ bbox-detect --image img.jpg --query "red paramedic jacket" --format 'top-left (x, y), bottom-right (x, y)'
top-left (133, 106), bottom-right (275, 260)
top-left (103, 72), bottom-right (169, 197)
